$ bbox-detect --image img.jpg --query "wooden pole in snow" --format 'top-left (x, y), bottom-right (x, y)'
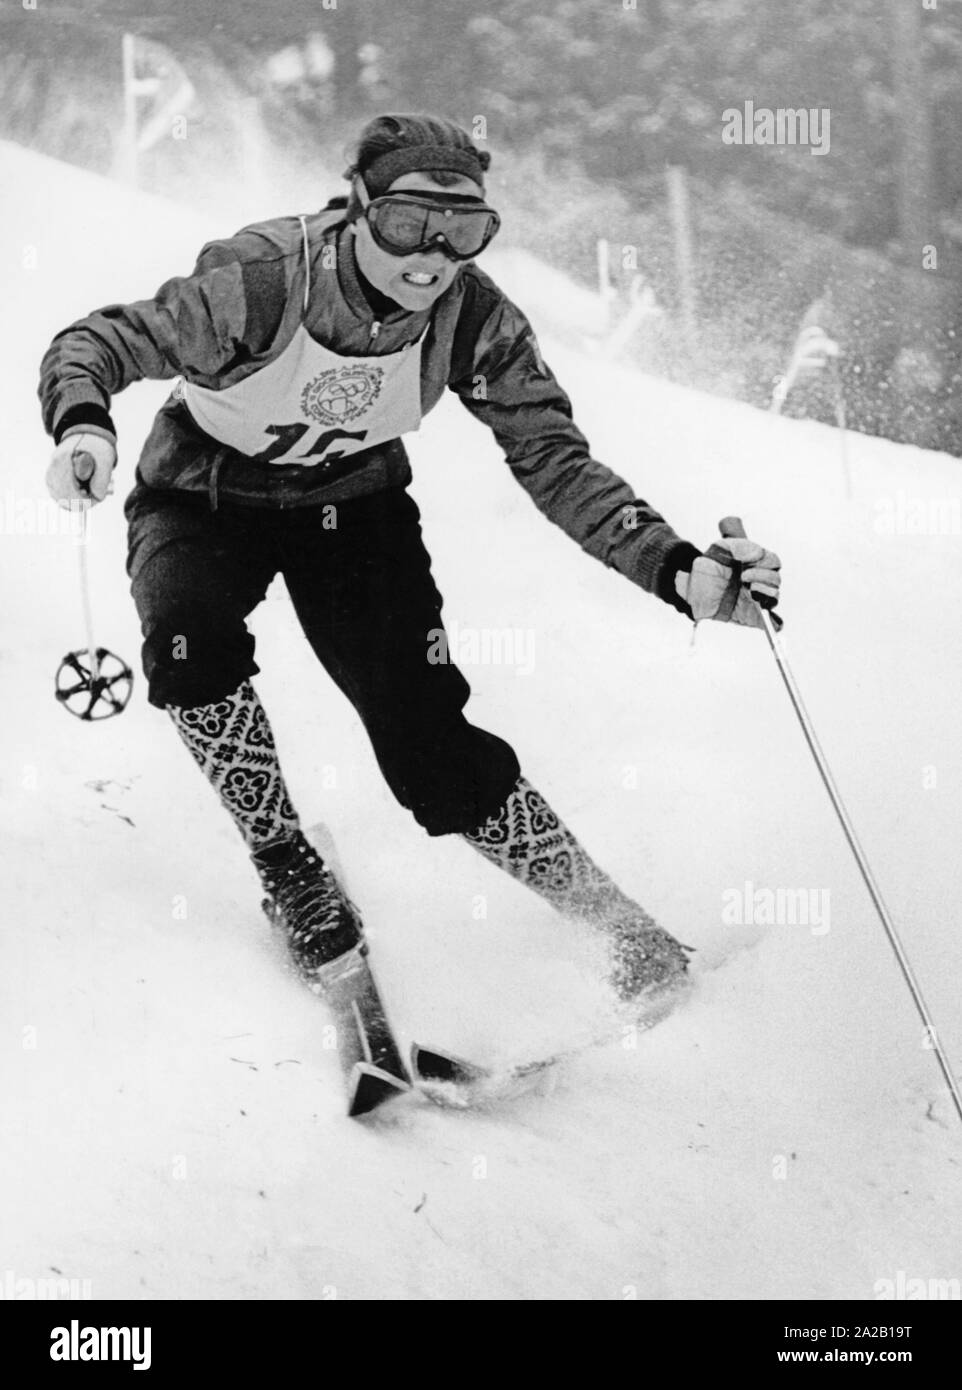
top-left (120, 33), bottom-right (139, 188)
top-left (666, 164), bottom-right (697, 355)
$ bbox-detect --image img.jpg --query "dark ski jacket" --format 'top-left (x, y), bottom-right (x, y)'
top-left (38, 206), bottom-right (698, 611)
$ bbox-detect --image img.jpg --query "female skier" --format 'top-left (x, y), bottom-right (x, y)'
top-left (40, 113), bottom-right (781, 1005)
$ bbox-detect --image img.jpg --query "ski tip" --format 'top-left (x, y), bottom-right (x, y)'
top-left (410, 1042), bottom-right (487, 1086)
top-left (412, 1044), bottom-right (560, 1110)
top-left (347, 1062), bottom-right (411, 1119)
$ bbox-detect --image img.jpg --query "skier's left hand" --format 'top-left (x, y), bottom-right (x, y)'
top-left (675, 537), bottom-right (781, 628)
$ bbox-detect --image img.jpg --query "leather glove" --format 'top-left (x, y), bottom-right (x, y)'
top-left (675, 537), bottom-right (782, 629)
top-left (46, 430), bottom-right (117, 506)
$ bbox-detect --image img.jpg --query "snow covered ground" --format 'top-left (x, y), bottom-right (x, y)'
top-left (3, 140), bottom-right (961, 1301)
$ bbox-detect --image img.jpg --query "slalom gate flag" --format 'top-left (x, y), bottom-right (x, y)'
top-left (126, 35), bottom-right (195, 153)
top-left (771, 297), bottom-right (843, 413)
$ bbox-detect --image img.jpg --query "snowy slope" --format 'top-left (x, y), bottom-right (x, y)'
top-left (3, 141), bottom-right (961, 1301)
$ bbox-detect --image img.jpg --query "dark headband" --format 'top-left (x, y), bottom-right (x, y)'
top-left (349, 144), bottom-right (486, 199)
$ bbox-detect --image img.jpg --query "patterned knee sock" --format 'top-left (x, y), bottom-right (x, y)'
top-left (462, 776), bottom-right (634, 921)
top-left (167, 681), bottom-right (301, 849)
top-left (463, 776), bottom-right (690, 996)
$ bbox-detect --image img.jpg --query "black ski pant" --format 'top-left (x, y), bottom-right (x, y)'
top-left (125, 478), bottom-right (520, 836)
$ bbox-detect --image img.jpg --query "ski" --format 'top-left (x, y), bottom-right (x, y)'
top-left (316, 944), bottom-right (412, 1118)
top-left (267, 825), bottom-right (412, 1119)
top-left (410, 977), bottom-right (692, 1108)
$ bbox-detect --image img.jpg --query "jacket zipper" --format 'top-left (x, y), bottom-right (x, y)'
top-left (367, 319), bottom-right (381, 349)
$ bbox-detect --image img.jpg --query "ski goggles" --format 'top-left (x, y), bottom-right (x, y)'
top-left (356, 183), bottom-right (500, 261)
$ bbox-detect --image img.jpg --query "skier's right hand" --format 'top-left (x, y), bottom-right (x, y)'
top-left (46, 431), bottom-right (117, 506)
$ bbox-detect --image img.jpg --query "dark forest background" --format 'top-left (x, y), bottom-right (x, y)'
top-left (2, 0), bottom-right (960, 452)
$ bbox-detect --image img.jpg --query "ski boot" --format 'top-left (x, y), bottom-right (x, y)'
top-left (252, 829), bottom-right (362, 986)
top-left (604, 911), bottom-right (692, 1005)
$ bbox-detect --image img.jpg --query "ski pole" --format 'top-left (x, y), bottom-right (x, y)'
top-left (720, 515), bottom-right (962, 1128)
top-left (53, 451), bottom-right (134, 721)
top-left (74, 453), bottom-right (100, 681)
